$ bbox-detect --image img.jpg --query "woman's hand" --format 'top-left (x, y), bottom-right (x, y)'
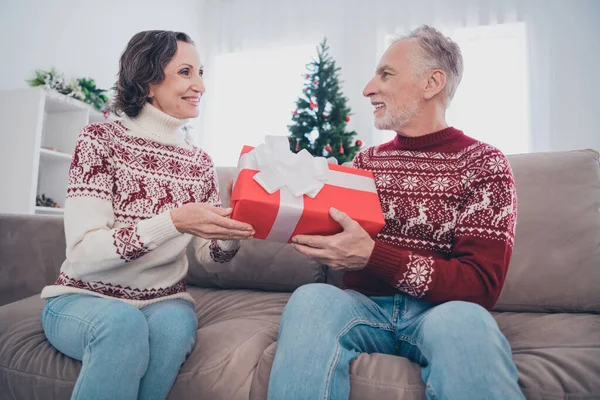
top-left (170, 203), bottom-right (254, 240)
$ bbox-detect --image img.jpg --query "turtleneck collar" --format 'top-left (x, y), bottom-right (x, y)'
top-left (383, 127), bottom-right (464, 151)
top-left (122, 103), bottom-right (188, 146)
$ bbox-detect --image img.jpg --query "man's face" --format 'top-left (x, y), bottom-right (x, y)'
top-left (363, 39), bottom-right (423, 132)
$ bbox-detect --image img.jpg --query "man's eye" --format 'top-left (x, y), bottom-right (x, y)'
top-left (382, 71), bottom-right (390, 78)
top-left (199, 69), bottom-right (204, 77)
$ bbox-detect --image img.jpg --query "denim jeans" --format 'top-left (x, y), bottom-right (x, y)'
top-left (41, 294), bottom-right (197, 400)
top-left (267, 283), bottom-right (524, 400)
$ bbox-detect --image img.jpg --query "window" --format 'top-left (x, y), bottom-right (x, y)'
top-left (203, 45), bottom-right (316, 166)
top-left (381, 23), bottom-right (530, 155)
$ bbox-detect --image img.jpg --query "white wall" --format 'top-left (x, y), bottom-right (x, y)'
top-left (198, 0), bottom-right (600, 154)
top-left (0, 0), bottom-right (202, 93)
top-left (1, 0), bottom-right (598, 154)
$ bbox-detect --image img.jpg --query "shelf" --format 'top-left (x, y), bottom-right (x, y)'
top-left (89, 108), bottom-right (115, 123)
top-left (35, 206), bottom-right (64, 215)
top-left (44, 90), bottom-right (89, 113)
top-left (40, 148), bottom-right (72, 161)
top-left (43, 89), bottom-right (116, 122)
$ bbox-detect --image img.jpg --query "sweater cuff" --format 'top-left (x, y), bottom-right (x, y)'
top-left (216, 239), bottom-right (240, 251)
top-left (138, 210), bottom-right (183, 249)
top-left (364, 240), bottom-right (408, 283)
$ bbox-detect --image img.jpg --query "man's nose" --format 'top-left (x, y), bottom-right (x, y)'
top-left (363, 77), bottom-right (376, 98)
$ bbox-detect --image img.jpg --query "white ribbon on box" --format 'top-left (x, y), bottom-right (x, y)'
top-left (237, 136), bottom-right (377, 242)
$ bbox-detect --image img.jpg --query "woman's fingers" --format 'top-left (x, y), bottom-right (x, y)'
top-left (209, 213), bottom-right (254, 231)
top-left (198, 225), bottom-right (254, 240)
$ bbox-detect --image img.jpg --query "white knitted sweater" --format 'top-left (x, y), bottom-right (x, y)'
top-left (41, 103), bottom-right (239, 307)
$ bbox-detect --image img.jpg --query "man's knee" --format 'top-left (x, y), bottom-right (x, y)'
top-left (281, 283), bottom-right (357, 331)
top-left (421, 301), bottom-right (500, 344)
top-left (286, 283), bottom-right (344, 311)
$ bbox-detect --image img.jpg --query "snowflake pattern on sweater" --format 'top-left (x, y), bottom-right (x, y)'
top-left (344, 128), bottom-right (517, 309)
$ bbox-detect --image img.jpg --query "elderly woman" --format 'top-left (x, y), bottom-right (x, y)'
top-left (40, 30), bottom-right (254, 399)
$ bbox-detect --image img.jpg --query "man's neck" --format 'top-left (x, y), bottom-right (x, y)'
top-left (396, 103), bottom-right (448, 137)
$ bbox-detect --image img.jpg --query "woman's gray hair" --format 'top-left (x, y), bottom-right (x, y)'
top-left (396, 25), bottom-right (463, 102)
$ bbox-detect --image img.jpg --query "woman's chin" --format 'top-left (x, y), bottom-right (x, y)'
top-left (170, 108), bottom-right (199, 119)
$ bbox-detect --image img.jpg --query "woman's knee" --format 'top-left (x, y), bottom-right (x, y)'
top-left (145, 300), bottom-right (198, 348)
top-left (96, 301), bottom-right (150, 350)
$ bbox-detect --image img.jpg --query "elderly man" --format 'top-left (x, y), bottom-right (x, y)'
top-left (267, 25), bottom-right (524, 400)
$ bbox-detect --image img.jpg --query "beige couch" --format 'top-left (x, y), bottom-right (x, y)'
top-left (1, 149), bottom-right (599, 399)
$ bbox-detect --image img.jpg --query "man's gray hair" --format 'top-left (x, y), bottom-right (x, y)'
top-left (396, 25), bottom-right (464, 102)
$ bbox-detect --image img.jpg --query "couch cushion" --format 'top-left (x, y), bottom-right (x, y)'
top-left (0, 214), bottom-right (65, 307)
top-left (494, 311), bottom-right (600, 399)
top-left (497, 150), bottom-right (600, 313)
top-left (3, 289), bottom-right (598, 400)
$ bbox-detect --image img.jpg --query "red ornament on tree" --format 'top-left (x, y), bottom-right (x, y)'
top-left (339, 144), bottom-right (345, 155)
top-left (313, 80), bottom-right (318, 85)
top-left (356, 139), bottom-right (363, 147)
top-left (322, 113), bottom-right (328, 118)
top-left (293, 110), bottom-right (298, 115)
top-left (345, 116), bottom-right (350, 122)
top-left (305, 73), bottom-right (310, 78)
top-left (310, 102), bottom-right (317, 109)
top-left (325, 144), bottom-right (332, 152)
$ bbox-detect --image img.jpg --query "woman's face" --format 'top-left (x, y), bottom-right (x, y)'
top-left (149, 41), bottom-right (205, 119)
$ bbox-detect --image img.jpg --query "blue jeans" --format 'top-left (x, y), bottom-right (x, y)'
top-left (41, 294), bottom-right (198, 400)
top-left (268, 284), bottom-right (524, 400)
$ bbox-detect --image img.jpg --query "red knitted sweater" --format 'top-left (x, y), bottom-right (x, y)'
top-left (344, 127), bottom-right (517, 310)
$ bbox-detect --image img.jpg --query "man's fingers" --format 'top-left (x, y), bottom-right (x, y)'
top-left (329, 208), bottom-right (357, 230)
top-left (292, 243), bottom-right (331, 259)
top-left (292, 234), bottom-right (328, 249)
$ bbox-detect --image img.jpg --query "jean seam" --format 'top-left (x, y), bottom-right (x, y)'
top-left (44, 303), bottom-right (99, 400)
top-left (397, 334), bottom-right (439, 400)
top-left (71, 329), bottom-right (97, 400)
top-left (323, 318), bottom-right (394, 400)
top-left (45, 307), bottom-right (99, 332)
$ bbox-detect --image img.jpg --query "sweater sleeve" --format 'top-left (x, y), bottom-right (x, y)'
top-left (63, 124), bottom-right (182, 275)
top-left (192, 150), bottom-right (240, 269)
top-left (364, 153), bottom-right (517, 310)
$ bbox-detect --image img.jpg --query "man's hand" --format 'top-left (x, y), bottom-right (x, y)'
top-left (291, 208), bottom-right (375, 271)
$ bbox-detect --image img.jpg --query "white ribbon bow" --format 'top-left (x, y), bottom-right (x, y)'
top-left (250, 135), bottom-right (330, 198)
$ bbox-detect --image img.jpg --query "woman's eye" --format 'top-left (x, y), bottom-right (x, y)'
top-left (180, 69), bottom-right (190, 76)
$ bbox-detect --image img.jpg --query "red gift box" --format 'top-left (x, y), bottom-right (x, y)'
top-left (231, 138), bottom-right (385, 243)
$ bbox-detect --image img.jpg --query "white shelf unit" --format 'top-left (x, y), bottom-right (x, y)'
top-left (0, 87), bottom-right (115, 215)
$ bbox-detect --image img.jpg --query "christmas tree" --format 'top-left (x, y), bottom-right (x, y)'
top-left (288, 39), bottom-right (363, 164)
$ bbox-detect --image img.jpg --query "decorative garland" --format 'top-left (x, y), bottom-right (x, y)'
top-left (27, 67), bottom-right (109, 112)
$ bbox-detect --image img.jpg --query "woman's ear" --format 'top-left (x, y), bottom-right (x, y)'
top-left (147, 84), bottom-right (155, 99)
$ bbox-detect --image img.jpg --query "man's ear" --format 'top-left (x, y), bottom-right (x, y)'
top-left (423, 69), bottom-right (446, 100)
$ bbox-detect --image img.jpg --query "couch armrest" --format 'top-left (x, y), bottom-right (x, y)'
top-left (0, 213), bottom-right (65, 307)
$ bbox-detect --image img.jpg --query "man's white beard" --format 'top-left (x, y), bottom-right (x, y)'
top-left (375, 100), bottom-right (420, 131)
